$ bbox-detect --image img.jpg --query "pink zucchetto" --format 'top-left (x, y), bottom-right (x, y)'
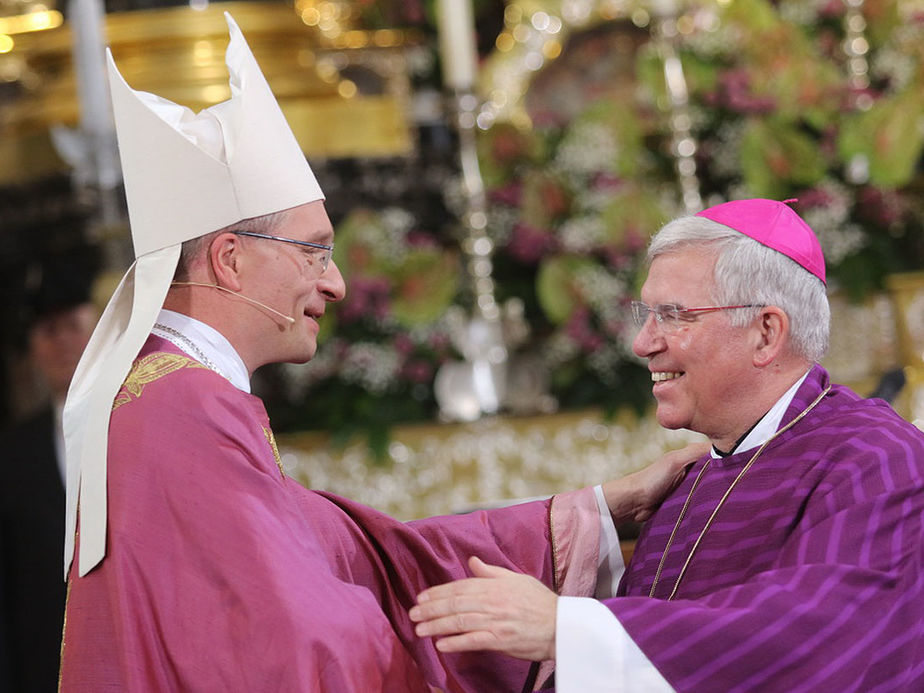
top-left (696, 199), bottom-right (826, 284)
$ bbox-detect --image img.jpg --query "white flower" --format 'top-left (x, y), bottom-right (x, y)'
top-left (816, 223), bottom-right (867, 265)
top-left (279, 342), bottom-right (341, 400)
top-left (710, 122), bottom-right (747, 178)
top-left (574, 265), bottom-right (629, 317)
top-left (341, 342), bottom-right (401, 394)
top-left (800, 184), bottom-right (867, 265)
top-left (777, 0), bottom-right (823, 26)
top-left (560, 216), bottom-right (607, 253)
top-left (871, 45), bottom-right (917, 92)
top-left (587, 344), bottom-right (626, 384)
top-left (553, 121), bottom-right (620, 178)
top-left (543, 332), bottom-right (580, 369)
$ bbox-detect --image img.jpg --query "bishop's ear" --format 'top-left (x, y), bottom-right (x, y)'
top-left (207, 232), bottom-right (244, 292)
top-left (752, 306), bottom-right (789, 367)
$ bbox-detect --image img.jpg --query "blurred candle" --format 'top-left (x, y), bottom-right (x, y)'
top-left (436, 0), bottom-right (478, 90)
top-left (69, 0), bottom-right (111, 136)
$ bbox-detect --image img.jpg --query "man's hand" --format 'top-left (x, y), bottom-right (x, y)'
top-left (409, 556), bottom-right (557, 662)
top-left (604, 442), bottom-right (709, 524)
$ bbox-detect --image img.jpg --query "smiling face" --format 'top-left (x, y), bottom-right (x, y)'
top-left (632, 246), bottom-right (762, 449)
top-left (235, 200), bottom-right (345, 369)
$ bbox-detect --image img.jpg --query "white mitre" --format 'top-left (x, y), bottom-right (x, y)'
top-left (63, 12), bottom-right (324, 577)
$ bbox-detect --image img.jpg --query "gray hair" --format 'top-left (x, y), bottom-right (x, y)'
top-left (647, 215), bottom-right (830, 362)
top-left (173, 209), bottom-right (293, 280)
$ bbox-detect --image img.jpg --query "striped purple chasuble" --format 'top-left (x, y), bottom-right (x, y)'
top-left (613, 365), bottom-right (924, 691)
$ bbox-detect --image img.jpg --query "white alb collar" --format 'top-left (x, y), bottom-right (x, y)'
top-left (152, 309), bottom-right (251, 393)
top-left (713, 370), bottom-right (811, 458)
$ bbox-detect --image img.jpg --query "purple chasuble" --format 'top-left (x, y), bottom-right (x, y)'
top-left (60, 337), bottom-right (599, 692)
top-left (611, 365), bottom-right (924, 691)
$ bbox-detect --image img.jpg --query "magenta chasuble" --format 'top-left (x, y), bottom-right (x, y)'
top-left (613, 365), bottom-right (924, 691)
top-left (60, 337), bottom-right (600, 691)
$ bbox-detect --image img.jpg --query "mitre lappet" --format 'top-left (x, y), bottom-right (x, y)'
top-left (64, 12), bottom-right (324, 577)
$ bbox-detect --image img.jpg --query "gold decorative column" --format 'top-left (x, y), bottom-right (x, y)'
top-left (886, 272), bottom-right (924, 428)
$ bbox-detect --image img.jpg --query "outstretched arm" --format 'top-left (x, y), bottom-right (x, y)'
top-left (604, 442), bottom-right (708, 524)
top-left (409, 442), bottom-right (708, 661)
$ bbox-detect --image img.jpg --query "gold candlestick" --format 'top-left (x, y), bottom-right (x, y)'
top-left (434, 89), bottom-right (510, 421)
top-left (652, 3), bottom-right (702, 213)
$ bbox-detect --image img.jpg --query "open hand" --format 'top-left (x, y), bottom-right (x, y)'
top-left (409, 556), bottom-right (557, 662)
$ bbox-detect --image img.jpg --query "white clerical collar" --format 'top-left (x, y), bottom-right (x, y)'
top-left (712, 370), bottom-right (811, 458)
top-left (152, 309), bottom-right (251, 393)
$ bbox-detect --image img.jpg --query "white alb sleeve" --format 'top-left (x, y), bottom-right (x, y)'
top-left (555, 487), bottom-right (673, 692)
top-left (556, 597), bottom-right (674, 692)
top-left (592, 485), bottom-right (624, 598)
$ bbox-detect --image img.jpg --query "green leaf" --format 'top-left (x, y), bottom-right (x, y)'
top-left (838, 87), bottom-right (924, 188)
top-left (600, 186), bottom-right (670, 249)
top-left (637, 45), bottom-right (718, 105)
top-left (536, 255), bottom-right (598, 325)
top-left (721, 0), bottom-right (783, 34)
top-left (390, 249), bottom-right (460, 326)
top-left (476, 122), bottom-right (543, 188)
top-left (520, 169), bottom-right (572, 228)
top-left (332, 209), bottom-right (390, 280)
top-left (740, 119), bottom-right (825, 197)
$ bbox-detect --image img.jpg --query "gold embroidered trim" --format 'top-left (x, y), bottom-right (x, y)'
top-left (58, 572), bottom-right (71, 692)
top-left (548, 500), bottom-right (560, 594)
top-left (112, 352), bottom-right (208, 410)
top-left (263, 426), bottom-right (286, 480)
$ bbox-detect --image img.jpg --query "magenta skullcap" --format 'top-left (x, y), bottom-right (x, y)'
top-left (696, 198), bottom-right (826, 284)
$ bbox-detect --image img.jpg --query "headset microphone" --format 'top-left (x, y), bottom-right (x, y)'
top-left (171, 282), bottom-right (297, 324)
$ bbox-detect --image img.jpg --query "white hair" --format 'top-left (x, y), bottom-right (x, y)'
top-left (647, 215), bottom-right (830, 362)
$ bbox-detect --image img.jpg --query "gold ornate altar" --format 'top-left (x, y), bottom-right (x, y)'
top-left (0, 1), bottom-right (417, 186)
top-left (280, 406), bottom-right (704, 520)
top-left (887, 272), bottom-right (924, 427)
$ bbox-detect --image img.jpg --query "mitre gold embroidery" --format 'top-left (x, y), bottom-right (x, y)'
top-left (112, 353), bottom-right (207, 410)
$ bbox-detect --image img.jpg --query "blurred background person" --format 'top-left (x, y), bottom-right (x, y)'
top-left (0, 254), bottom-right (99, 693)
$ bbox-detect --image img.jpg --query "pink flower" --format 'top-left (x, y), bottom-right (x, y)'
top-left (506, 223), bottom-right (558, 264)
top-left (591, 172), bottom-right (624, 191)
top-left (565, 307), bottom-right (604, 353)
top-left (393, 334), bottom-right (416, 356)
top-left (819, 0), bottom-right (845, 18)
top-left (857, 187), bottom-right (905, 228)
top-left (711, 69), bottom-right (777, 114)
top-left (401, 359), bottom-right (433, 384)
top-left (428, 332), bottom-right (451, 353)
top-left (489, 182), bottom-right (523, 207)
top-left (406, 230), bottom-right (437, 248)
top-left (337, 277), bottom-right (391, 324)
top-left (797, 187), bottom-right (836, 209)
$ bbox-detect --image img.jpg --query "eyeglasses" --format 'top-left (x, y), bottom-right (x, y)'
top-left (231, 230), bottom-right (334, 273)
top-left (631, 301), bottom-right (764, 331)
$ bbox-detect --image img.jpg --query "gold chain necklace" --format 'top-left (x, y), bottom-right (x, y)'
top-left (647, 385), bottom-right (832, 600)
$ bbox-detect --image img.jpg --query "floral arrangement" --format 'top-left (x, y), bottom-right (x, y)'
top-left (475, 0), bottom-right (924, 412)
top-left (269, 0), bottom-right (924, 447)
top-left (651, 0), bottom-right (924, 298)
top-left (477, 101), bottom-right (675, 414)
